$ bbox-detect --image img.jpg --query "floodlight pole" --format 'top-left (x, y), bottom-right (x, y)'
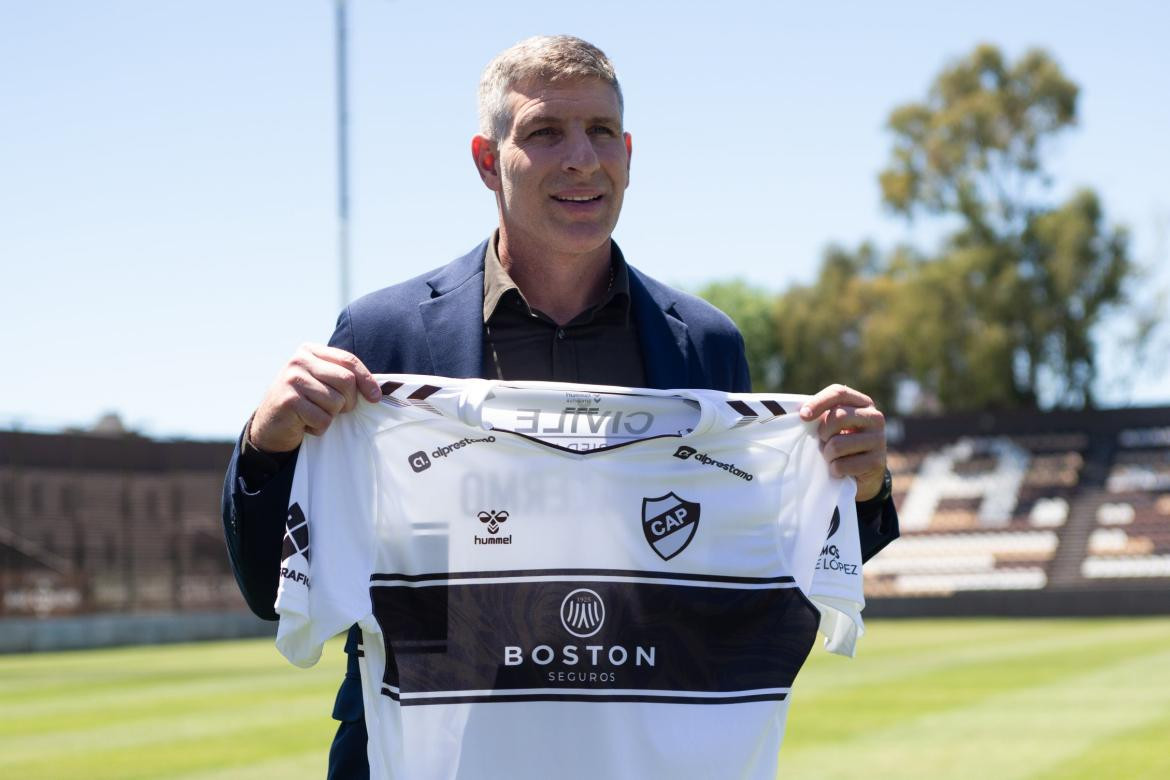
top-left (335, 0), bottom-right (351, 309)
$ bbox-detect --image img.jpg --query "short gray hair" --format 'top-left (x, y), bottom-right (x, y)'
top-left (477, 35), bottom-right (623, 141)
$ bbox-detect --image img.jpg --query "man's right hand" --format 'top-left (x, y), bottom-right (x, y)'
top-left (248, 343), bottom-right (383, 454)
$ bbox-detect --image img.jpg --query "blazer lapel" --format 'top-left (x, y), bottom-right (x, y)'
top-left (629, 267), bottom-right (691, 389)
top-left (419, 242), bottom-right (488, 379)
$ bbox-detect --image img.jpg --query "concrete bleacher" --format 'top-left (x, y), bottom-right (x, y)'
top-left (868, 407), bottom-right (1170, 617)
top-left (1081, 428), bottom-right (1170, 580)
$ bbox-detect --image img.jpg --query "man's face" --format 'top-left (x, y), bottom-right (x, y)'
top-left (479, 77), bottom-right (632, 259)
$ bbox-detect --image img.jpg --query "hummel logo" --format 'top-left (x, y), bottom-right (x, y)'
top-left (474, 509), bottom-right (513, 546)
top-left (477, 510), bottom-right (509, 535)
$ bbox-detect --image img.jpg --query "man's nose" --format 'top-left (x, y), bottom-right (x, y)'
top-left (561, 127), bottom-right (600, 174)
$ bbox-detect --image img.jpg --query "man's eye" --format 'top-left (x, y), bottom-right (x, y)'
top-left (589, 125), bottom-right (617, 136)
top-left (529, 127), bottom-right (557, 138)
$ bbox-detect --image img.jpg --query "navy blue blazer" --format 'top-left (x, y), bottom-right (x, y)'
top-left (222, 239), bottom-right (897, 777)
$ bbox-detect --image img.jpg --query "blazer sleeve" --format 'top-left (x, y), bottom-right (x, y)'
top-left (221, 308), bottom-right (356, 621)
top-left (858, 494), bottom-right (899, 563)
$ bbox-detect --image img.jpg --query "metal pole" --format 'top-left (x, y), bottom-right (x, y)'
top-left (335, 0), bottom-right (351, 309)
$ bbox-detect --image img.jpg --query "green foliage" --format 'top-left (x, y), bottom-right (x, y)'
top-left (706, 44), bottom-right (1142, 412)
top-left (769, 244), bottom-right (897, 403)
top-left (873, 45), bottom-right (1132, 410)
top-left (695, 279), bottom-right (781, 392)
top-left (879, 44), bottom-right (1079, 234)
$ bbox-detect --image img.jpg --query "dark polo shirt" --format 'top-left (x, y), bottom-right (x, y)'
top-left (480, 233), bottom-right (645, 386)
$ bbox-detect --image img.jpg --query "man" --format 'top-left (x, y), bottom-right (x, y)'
top-left (223, 35), bottom-right (897, 779)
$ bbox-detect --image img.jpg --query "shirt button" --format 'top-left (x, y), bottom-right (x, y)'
top-left (556, 328), bottom-right (566, 340)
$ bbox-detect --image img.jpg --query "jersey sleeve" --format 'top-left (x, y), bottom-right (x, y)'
top-left (275, 409), bottom-right (379, 668)
top-left (808, 484), bottom-right (866, 657)
top-left (779, 421), bottom-right (865, 658)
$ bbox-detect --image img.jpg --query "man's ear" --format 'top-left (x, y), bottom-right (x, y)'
top-left (471, 135), bottom-right (501, 192)
top-left (624, 131), bottom-right (633, 182)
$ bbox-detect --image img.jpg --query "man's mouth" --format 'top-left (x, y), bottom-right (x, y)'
top-left (551, 194), bottom-right (603, 203)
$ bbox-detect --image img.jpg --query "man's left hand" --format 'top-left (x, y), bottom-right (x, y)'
top-left (799, 384), bottom-right (887, 501)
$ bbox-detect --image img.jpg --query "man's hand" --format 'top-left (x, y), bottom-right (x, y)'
top-left (799, 384), bottom-right (887, 501)
top-left (248, 344), bottom-right (383, 454)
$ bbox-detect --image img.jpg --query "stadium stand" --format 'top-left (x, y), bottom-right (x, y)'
top-left (870, 406), bottom-right (1170, 617)
top-left (1083, 426), bottom-right (1170, 580)
top-left (1, 404), bottom-right (1168, 647)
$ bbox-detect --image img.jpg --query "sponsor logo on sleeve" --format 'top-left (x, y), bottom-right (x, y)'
top-left (826, 506), bottom-right (841, 540)
top-left (817, 508), bottom-right (858, 575)
top-left (280, 503), bottom-right (311, 587)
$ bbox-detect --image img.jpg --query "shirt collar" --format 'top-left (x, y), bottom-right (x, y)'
top-left (482, 230), bottom-right (632, 323)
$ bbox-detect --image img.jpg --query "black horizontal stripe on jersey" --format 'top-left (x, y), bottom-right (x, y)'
top-left (370, 569), bottom-right (795, 586)
top-left (380, 685), bottom-right (789, 706)
top-left (370, 576), bottom-right (819, 706)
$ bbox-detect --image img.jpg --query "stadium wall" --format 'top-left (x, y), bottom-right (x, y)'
top-left (866, 588), bottom-right (1170, 618)
top-left (0, 611), bottom-right (274, 654)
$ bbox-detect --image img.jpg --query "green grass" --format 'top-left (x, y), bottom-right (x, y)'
top-left (0, 636), bottom-right (348, 779)
top-left (1, 618), bottom-right (1168, 779)
top-left (782, 617), bottom-right (1170, 780)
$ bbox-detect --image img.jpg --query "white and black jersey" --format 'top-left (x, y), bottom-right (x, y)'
top-left (276, 375), bottom-right (865, 780)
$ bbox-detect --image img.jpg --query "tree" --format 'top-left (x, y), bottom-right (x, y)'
top-left (695, 280), bottom-right (781, 392)
top-left (877, 44), bottom-right (1133, 409)
top-left (759, 44), bottom-right (1137, 412)
top-left (880, 45), bottom-right (1078, 236)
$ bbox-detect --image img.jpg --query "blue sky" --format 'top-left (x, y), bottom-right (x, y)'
top-left (2, 1), bottom-right (1167, 439)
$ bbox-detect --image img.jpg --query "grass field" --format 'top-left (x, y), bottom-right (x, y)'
top-left (2, 617), bottom-right (1169, 779)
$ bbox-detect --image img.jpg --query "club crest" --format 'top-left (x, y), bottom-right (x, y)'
top-left (641, 492), bottom-right (701, 560)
